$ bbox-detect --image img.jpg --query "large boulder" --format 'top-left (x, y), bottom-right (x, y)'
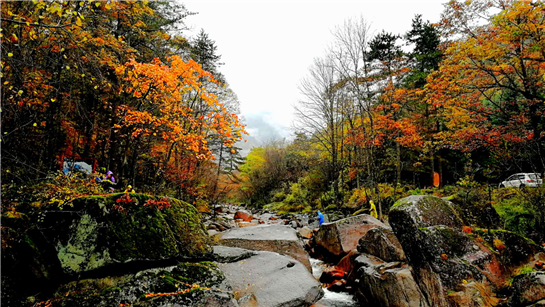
top-left (389, 195), bottom-right (545, 307)
top-left (41, 194), bottom-right (212, 276)
top-left (36, 261), bottom-right (238, 307)
top-left (215, 246), bottom-right (323, 307)
top-left (352, 254), bottom-right (428, 307)
top-left (216, 224), bottom-right (311, 271)
top-left (313, 214), bottom-right (385, 260)
top-left (2, 194), bottom-right (212, 305)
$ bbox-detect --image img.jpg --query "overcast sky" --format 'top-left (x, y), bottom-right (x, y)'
top-left (181, 0), bottom-right (447, 154)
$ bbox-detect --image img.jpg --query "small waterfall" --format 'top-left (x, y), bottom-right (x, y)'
top-left (310, 258), bottom-right (358, 307)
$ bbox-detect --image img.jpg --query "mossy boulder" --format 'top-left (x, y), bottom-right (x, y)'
top-left (2, 193), bottom-right (212, 305)
top-left (389, 195), bottom-right (545, 307)
top-left (40, 194), bottom-right (212, 276)
top-left (390, 195), bottom-right (465, 229)
top-left (35, 262), bottom-right (237, 307)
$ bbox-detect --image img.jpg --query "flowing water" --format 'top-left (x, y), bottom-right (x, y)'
top-left (310, 258), bottom-right (358, 307)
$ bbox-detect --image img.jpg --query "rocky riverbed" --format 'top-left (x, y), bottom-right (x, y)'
top-left (2, 194), bottom-right (545, 306)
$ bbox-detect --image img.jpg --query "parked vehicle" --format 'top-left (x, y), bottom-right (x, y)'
top-left (498, 173), bottom-right (542, 188)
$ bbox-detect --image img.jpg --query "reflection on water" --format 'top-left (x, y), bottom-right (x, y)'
top-left (310, 258), bottom-right (358, 307)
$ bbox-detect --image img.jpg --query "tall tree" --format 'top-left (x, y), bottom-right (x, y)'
top-left (295, 56), bottom-right (345, 205)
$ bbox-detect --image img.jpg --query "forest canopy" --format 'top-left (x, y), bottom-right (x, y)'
top-left (1, 0), bottom-right (246, 204)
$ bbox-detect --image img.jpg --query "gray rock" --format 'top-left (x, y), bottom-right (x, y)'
top-left (357, 226), bottom-right (406, 262)
top-left (389, 195), bottom-right (544, 307)
top-left (217, 248), bottom-right (323, 307)
top-left (213, 245), bottom-right (257, 263)
top-left (352, 254), bottom-right (428, 307)
top-left (390, 195), bottom-right (464, 229)
top-left (216, 224), bottom-right (311, 271)
top-left (389, 196), bottom-right (480, 307)
top-left (42, 261), bottom-right (239, 306)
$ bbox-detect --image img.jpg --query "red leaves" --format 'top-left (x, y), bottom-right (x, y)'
top-left (144, 198), bottom-right (171, 210)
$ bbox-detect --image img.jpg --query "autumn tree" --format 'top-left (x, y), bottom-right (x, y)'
top-left (327, 16), bottom-right (378, 192)
top-left (427, 0), bottom-right (545, 176)
top-left (1, 0), bottom-right (246, 201)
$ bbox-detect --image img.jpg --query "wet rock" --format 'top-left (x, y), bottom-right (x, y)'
top-left (335, 249), bottom-right (360, 275)
top-left (326, 280), bottom-right (347, 292)
top-left (319, 267), bottom-right (346, 283)
top-left (216, 224), bottom-right (312, 271)
top-left (234, 211), bottom-right (253, 222)
top-left (217, 247), bottom-right (323, 307)
top-left (353, 254), bottom-right (428, 307)
top-left (314, 214), bottom-right (385, 260)
top-left (357, 226), bottom-right (406, 262)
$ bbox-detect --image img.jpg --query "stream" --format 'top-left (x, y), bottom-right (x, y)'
top-left (310, 258), bottom-right (358, 307)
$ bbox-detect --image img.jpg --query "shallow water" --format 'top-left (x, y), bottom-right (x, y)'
top-left (310, 258), bottom-right (358, 307)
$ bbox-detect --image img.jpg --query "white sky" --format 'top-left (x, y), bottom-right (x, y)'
top-left (182, 0), bottom-right (447, 151)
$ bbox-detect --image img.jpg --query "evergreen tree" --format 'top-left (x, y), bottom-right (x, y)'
top-left (404, 14), bottom-right (442, 88)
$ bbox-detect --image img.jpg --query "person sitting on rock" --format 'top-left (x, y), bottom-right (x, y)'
top-left (100, 170), bottom-right (116, 192)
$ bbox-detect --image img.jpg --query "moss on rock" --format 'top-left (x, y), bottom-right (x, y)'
top-left (41, 262), bottom-right (235, 307)
top-left (39, 194), bottom-right (212, 275)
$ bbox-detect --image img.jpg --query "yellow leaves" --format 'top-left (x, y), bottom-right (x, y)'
top-left (76, 17), bottom-right (83, 27)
